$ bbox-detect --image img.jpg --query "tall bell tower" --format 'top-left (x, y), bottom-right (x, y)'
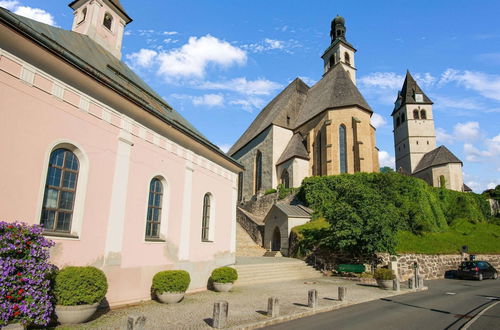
top-left (69, 0), bottom-right (132, 59)
top-left (392, 71), bottom-right (436, 173)
top-left (321, 15), bottom-right (357, 84)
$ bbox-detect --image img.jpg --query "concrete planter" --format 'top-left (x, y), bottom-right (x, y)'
top-left (55, 302), bottom-right (99, 324)
top-left (213, 282), bottom-right (233, 292)
top-left (376, 279), bottom-right (394, 290)
top-left (156, 291), bottom-right (185, 304)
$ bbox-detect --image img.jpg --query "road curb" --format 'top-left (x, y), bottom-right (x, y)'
top-left (461, 300), bottom-right (500, 330)
top-left (236, 287), bottom-right (428, 329)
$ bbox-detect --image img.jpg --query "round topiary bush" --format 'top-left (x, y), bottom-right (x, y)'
top-left (152, 270), bottom-right (190, 294)
top-left (210, 267), bottom-right (238, 284)
top-left (373, 268), bottom-right (395, 280)
top-left (54, 266), bottom-right (108, 306)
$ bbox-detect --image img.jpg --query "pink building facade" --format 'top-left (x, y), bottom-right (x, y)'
top-left (0, 0), bottom-right (242, 306)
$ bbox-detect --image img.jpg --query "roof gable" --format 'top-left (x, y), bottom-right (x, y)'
top-left (276, 133), bottom-right (309, 166)
top-left (413, 145), bottom-right (462, 173)
top-left (228, 78), bottom-right (309, 155)
top-left (294, 64), bottom-right (372, 127)
top-left (392, 71), bottom-right (433, 115)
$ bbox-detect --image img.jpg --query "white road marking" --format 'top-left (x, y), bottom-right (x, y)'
top-left (445, 292), bottom-right (456, 295)
top-left (462, 300), bottom-right (500, 330)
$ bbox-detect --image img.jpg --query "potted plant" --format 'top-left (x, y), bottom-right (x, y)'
top-left (53, 266), bottom-right (108, 324)
top-left (374, 268), bottom-right (395, 290)
top-left (152, 270), bottom-right (190, 303)
top-left (210, 267), bottom-right (238, 292)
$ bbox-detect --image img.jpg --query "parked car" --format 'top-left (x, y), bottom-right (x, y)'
top-left (457, 261), bottom-right (498, 280)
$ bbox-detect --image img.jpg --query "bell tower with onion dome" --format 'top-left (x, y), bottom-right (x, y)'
top-left (321, 15), bottom-right (357, 84)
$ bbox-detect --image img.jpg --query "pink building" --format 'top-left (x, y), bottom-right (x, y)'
top-left (0, 0), bottom-right (242, 306)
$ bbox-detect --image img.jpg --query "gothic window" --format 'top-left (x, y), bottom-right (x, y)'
top-left (254, 150), bottom-right (262, 193)
top-left (201, 193), bottom-right (211, 241)
top-left (78, 8), bottom-right (87, 24)
top-left (145, 178), bottom-right (163, 239)
top-left (40, 149), bottom-right (79, 233)
top-left (344, 52), bottom-right (350, 65)
top-left (413, 109), bottom-right (420, 119)
top-left (339, 125), bottom-right (347, 173)
top-left (401, 113), bottom-right (406, 123)
top-left (103, 13), bottom-right (113, 30)
top-left (281, 170), bottom-right (290, 189)
top-left (420, 110), bottom-right (427, 119)
top-left (237, 173), bottom-right (243, 202)
top-left (315, 130), bottom-right (323, 175)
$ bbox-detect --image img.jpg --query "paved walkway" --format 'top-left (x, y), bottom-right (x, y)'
top-left (60, 277), bottom-right (415, 329)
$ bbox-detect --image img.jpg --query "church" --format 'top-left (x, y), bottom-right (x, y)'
top-left (392, 71), bottom-right (467, 192)
top-left (229, 16), bottom-right (379, 202)
top-left (0, 1), bottom-right (242, 306)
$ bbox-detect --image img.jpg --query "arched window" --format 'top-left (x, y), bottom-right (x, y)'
top-left (237, 172), bottom-right (243, 202)
top-left (420, 110), bottom-right (427, 119)
top-left (315, 130), bottom-right (323, 175)
top-left (201, 193), bottom-right (211, 241)
top-left (281, 170), bottom-right (290, 189)
top-left (401, 113), bottom-right (406, 123)
top-left (344, 52), bottom-right (350, 65)
top-left (145, 178), bottom-right (163, 238)
top-left (413, 109), bottom-right (420, 119)
top-left (254, 151), bottom-right (262, 193)
top-left (103, 12), bottom-right (113, 30)
top-left (78, 7), bottom-right (87, 24)
top-left (329, 55), bottom-right (335, 69)
top-left (396, 117), bottom-right (400, 127)
top-left (40, 149), bottom-right (79, 232)
top-left (339, 125), bottom-right (347, 173)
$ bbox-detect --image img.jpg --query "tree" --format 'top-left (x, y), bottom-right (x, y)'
top-left (380, 166), bottom-right (394, 174)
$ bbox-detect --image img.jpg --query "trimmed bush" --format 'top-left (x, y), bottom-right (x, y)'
top-left (373, 268), bottom-right (395, 280)
top-left (210, 267), bottom-right (238, 284)
top-left (264, 189), bottom-right (277, 195)
top-left (0, 222), bottom-right (56, 327)
top-left (54, 266), bottom-right (108, 306)
top-left (152, 270), bottom-right (190, 293)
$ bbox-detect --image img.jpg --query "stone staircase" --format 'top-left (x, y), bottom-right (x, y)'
top-left (236, 222), bottom-right (267, 257)
top-left (234, 257), bottom-right (322, 286)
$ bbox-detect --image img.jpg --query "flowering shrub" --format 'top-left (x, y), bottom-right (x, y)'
top-left (0, 222), bottom-right (56, 326)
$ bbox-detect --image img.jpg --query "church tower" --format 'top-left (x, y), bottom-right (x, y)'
top-left (392, 71), bottom-right (436, 174)
top-left (69, 0), bottom-right (132, 59)
top-left (321, 15), bottom-right (357, 84)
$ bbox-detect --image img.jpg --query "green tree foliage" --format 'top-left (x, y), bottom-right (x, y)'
top-left (379, 166), bottom-right (394, 173)
top-left (296, 172), bottom-right (491, 256)
top-left (482, 185), bottom-right (500, 201)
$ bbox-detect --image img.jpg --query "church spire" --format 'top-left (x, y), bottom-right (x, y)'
top-left (330, 15), bottom-right (346, 43)
top-left (69, 0), bottom-right (132, 59)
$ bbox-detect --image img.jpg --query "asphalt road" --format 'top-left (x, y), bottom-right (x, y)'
top-left (263, 279), bottom-right (500, 330)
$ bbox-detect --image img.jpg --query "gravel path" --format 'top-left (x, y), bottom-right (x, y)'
top-left (59, 277), bottom-right (412, 329)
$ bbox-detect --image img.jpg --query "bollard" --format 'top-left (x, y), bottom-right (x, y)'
top-left (408, 278), bottom-right (415, 289)
top-left (418, 275), bottom-right (424, 289)
top-left (212, 301), bottom-right (229, 329)
top-left (393, 278), bottom-right (400, 291)
top-left (308, 289), bottom-right (318, 308)
top-left (127, 314), bottom-right (146, 330)
top-left (338, 287), bottom-right (347, 301)
top-left (267, 297), bottom-right (279, 317)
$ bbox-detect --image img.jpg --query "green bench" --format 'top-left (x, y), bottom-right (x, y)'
top-left (336, 264), bottom-right (365, 273)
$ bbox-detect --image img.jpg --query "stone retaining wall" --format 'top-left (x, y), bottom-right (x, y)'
top-left (236, 208), bottom-right (264, 246)
top-left (378, 253), bottom-right (500, 280)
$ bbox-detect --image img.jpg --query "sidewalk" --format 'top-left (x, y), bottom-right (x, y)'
top-left (60, 277), bottom-right (418, 330)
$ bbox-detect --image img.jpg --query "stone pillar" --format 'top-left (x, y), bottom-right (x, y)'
top-left (418, 275), bottom-right (424, 289)
top-left (393, 279), bottom-right (400, 291)
top-left (308, 289), bottom-right (318, 308)
top-left (127, 314), bottom-right (146, 330)
top-left (338, 287), bottom-right (347, 301)
top-left (213, 301), bottom-right (229, 329)
top-left (267, 297), bottom-right (279, 317)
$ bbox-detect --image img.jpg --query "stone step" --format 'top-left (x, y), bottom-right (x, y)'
top-left (236, 222), bottom-right (266, 257)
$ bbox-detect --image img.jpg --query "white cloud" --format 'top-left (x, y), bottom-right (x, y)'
top-left (218, 144), bottom-right (231, 153)
top-left (241, 38), bottom-right (301, 54)
top-left (439, 69), bottom-right (500, 102)
top-left (192, 94), bottom-right (224, 107)
top-left (0, 0), bottom-right (18, 10)
top-left (378, 150), bottom-right (395, 169)
top-left (370, 113), bottom-right (386, 128)
top-left (264, 38), bottom-right (284, 49)
top-left (453, 121), bottom-right (481, 141)
top-left (157, 35), bottom-right (247, 79)
top-left (298, 76), bottom-right (317, 86)
top-left (436, 127), bottom-right (455, 145)
top-left (163, 31), bottom-right (178, 35)
top-left (358, 72), bottom-right (404, 90)
top-left (14, 6), bottom-right (56, 26)
top-left (431, 95), bottom-right (481, 111)
top-left (230, 97), bottom-right (266, 112)
top-left (199, 77), bottom-right (282, 96)
top-left (126, 49), bottom-right (158, 69)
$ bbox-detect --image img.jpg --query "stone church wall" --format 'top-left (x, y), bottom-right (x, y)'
top-left (378, 253), bottom-right (500, 280)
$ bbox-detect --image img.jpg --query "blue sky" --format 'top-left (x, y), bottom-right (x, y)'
top-left (2, 0), bottom-right (499, 192)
